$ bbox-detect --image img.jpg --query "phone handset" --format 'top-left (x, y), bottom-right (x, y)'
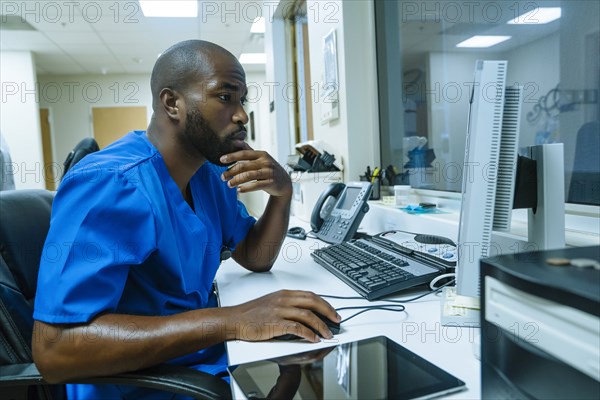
top-left (310, 183), bottom-right (346, 232)
top-left (310, 182), bottom-right (372, 244)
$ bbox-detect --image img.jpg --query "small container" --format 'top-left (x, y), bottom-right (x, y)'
top-left (370, 176), bottom-right (381, 200)
top-left (394, 185), bottom-right (411, 207)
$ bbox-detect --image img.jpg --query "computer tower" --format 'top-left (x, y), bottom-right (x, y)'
top-left (480, 246), bottom-right (599, 399)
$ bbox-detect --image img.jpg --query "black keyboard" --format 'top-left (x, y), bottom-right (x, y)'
top-left (311, 238), bottom-right (447, 300)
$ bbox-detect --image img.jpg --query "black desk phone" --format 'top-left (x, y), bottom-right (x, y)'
top-left (310, 182), bottom-right (372, 244)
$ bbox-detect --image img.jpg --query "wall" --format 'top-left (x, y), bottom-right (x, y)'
top-left (306, 0), bottom-right (379, 182)
top-left (502, 33), bottom-right (560, 150)
top-left (37, 74), bottom-right (153, 166)
top-left (426, 52), bottom-right (491, 192)
top-left (0, 51), bottom-right (44, 189)
top-left (425, 32), bottom-right (560, 193)
top-left (559, 1), bottom-right (600, 191)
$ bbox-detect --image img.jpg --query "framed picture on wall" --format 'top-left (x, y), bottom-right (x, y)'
top-left (322, 28), bottom-right (339, 96)
top-left (321, 29), bottom-right (340, 123)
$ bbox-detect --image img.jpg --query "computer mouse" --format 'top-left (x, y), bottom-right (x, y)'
top-left (286, 226), bottom-right (307, 240)
top-left (273, 312), bottom-right (341, 340)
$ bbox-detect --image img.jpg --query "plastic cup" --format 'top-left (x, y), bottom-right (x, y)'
top-left (394, 185), bottom-right (411, 207)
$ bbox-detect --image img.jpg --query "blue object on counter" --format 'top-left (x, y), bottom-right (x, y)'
top-left (400, 205), bottom-right (447, 214)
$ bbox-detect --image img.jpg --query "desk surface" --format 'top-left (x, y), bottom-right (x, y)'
top-left (216, 220), bottom-right (481, 399)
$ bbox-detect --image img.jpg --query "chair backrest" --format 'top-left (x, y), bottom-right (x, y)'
top-left (0, 190), bottom-right (231, 400)
top-left (0, 189), bottom-right (63, 399)
top-left (62, 137), bottom-right (99, 179)
top-left (568, 121), bottom-right (599, 204)
top-left (0, 189), bottom-right (54, 366)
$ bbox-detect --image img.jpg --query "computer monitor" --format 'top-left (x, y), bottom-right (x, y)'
top-left (444, 60), bottom-right (566, 328)
top-left (455, 60), bottom-right (522, 298)
top-left (441, 60), bottom-right (523, 327)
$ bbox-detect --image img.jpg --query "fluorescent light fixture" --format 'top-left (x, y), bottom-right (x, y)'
top-left (507, 7), bottom-right (561, 24)
top-left (251, 17), bottom-right (265, 33)
top-left (138, 1), bottom-right (198, 17)
top-left (456, 35), bottom-right (511, 48)
top-left (239, 53), bottom-right (267, 64)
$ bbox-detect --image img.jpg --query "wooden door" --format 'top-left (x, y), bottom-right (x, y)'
top-left (92, 106), bottom-right (147, 149)
top-left (39, 108), bottom-right (56, 190)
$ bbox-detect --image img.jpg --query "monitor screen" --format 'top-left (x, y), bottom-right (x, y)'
top-left (228, 336), bottom-right (466, 400)
top-left (336, 187), bottom-right (361, 210)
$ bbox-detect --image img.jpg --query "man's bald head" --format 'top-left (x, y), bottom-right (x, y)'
top-left (150, 40), bottom-right (239, 110)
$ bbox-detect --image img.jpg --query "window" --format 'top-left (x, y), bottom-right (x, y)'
top-left (375, 0), bottom-right (599, 206)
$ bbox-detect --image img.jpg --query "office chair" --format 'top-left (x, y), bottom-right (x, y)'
top-left (0, 190), bottom-right (232, 400)
top-left (567, 121), bottom-right (599, 204)
top-left (61, 137), bottom-right (100, 179)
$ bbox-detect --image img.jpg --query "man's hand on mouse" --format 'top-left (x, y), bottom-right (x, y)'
top-left (220, 144), bottom-right (292, 198)
top-left (223, 290), bottom-right (341, 343)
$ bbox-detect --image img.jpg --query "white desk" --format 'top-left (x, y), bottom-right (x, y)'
top-left (216, 220), bottom-right (481, 399)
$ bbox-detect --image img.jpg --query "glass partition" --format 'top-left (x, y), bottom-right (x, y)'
top-left (375, 0), bottom-right (599, 205)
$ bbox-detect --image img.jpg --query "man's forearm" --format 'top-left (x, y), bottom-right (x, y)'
top-left (33, 308), bottom-right (235, 383)
top-left (34, 288), bottom-right (342, 383)
top-left (234, 193), bottom-right (292, 271)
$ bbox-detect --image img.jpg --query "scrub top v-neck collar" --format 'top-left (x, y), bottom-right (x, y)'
top-left (141, 132), bottom-right (205, 232)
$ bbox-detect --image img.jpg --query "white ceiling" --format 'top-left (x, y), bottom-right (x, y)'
top-left (0, 0), bottom-right (265, 75)
top-left (400, 0), bottom-right (563, 65)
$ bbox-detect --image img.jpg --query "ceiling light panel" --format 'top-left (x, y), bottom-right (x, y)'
top-left (507, 7), bottom-right (561, 25)
top-left (239, 53), bottom-right (266, 64)
top-left (251, 17), bottom-right (265, 33)
top-left (138, 1), bottom-right (198, 18)
top-left (456, 35), bottom-right (511, 48)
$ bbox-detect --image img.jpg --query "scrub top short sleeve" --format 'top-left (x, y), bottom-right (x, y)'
top-left (34, 168), bottom-right (157, 324)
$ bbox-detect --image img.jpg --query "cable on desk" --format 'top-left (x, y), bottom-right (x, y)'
top-left (429, 273), bottom-right (456, 290)
top-left (335, 305), bottom-right (406, 324)
top-left (318, 277), bottom-right (456, 305)
top-left (306, 230), bottom-right (318, 239)
top-left (318, 279), bottom-right (456, 324)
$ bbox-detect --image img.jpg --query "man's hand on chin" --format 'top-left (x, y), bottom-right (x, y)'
top-left (219, 144), bottom-right (292, 198)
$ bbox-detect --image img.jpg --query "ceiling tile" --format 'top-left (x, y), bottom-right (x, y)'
top-left (70, 55), bottom-right (121, 66)
top-left (34, 62), bottom-right (86, 75)
top-left (3, 1), bottom-right (263, 75)
top-left (0, 31), bottom-right (60, 51)
top-left (44, 31), bottom-right (104, 45)
top-left (25, 10), bottom-right (94, 32)
top-left (98, 31), bottom-right (164, 45)
top-left (77, 62), bottom-right (126, 75)
top-left (59, 44), bottom-right (114, 57)
top-left (33, 53), bottom-right (73, 64)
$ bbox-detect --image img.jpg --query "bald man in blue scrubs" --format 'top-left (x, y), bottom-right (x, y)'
top-left (32, 40), bottom-right (340, 399)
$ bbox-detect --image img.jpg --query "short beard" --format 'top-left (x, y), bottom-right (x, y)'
top-left (182, 108), bottom-right (231, 166)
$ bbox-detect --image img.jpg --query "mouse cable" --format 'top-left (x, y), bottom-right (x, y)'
top-left (317, 277), bottom-right (456, 305)
top-left (429, 273), bottom-right (455, 290)
top-left (306, 230), bottom-right (318, 239)
top-left (334, 305), bottom-right (406, 324)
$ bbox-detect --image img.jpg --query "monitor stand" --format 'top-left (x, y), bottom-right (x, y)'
top-left (441, 144), bottom-right (565, 328)
top-left (440, 287), bottom-right (480, 327)
top-left (527, 143), bottom-right (565, 250)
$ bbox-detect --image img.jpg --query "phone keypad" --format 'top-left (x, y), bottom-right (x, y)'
top-left (353, 191), bottom-right (365, 208)
top-left (321, 218), bottom-right (351, 242)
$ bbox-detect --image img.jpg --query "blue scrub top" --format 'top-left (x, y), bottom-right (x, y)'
top-left (34, 131), bottom-right (256, 399)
